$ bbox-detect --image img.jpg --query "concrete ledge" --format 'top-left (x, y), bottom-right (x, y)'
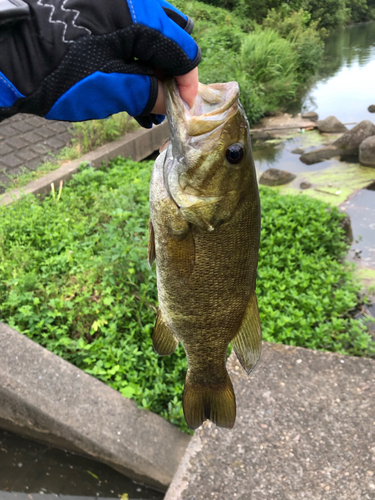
top-left (0, 121), bottom-right (169, 206)
top-left (0, 322), bottom-right (190, 491)
top-left (166, 343), bottom-right (375, 499)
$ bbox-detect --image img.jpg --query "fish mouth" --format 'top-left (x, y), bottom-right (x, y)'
top-left (164, 79), bottom-right (240, 138)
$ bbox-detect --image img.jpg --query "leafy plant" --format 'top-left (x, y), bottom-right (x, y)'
top-left (0, 158), bottom-right (373, 433)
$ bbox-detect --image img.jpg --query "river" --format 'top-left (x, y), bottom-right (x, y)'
top-left (299, 21), bottom-right (375, 124)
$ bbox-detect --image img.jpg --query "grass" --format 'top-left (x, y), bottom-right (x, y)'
top-left (0, 158), bottom-right (373, 432)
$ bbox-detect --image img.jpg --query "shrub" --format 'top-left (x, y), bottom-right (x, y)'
top-left (174, 0), bottom-right (325, 123)
top-left (1, 159), bottom-right (372, 432)
top-left (240, 29), bottom-right (299, 109)
top-left (263, 8), bottom-right (324, 81)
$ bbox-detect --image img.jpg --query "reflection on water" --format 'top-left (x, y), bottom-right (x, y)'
top-left (290, 22), bottom-right (375, 124)
top-left (253, 134), bottom-right (338, 174)
top-left (0, 429), bottom-right (164, 500)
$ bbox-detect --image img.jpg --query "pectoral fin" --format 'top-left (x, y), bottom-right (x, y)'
top-left (152, 309), bottom-right (179, 356)
top-left (232, 293), bottom-right (262, 374)
top-left (148, 219), bottom-right (156, 267)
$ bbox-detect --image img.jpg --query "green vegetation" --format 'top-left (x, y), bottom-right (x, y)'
top-left (1, 112), bottom-right (138, 192)
top-left (195, 0), bottom-right (375, 29)
top-left (0, 158), bottom-right (373, 432)
top-left (174, 0), bottom-right (324, 124)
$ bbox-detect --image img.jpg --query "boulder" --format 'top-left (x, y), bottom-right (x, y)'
top-left (259, 168), bottom-right (296, 186)
top-left (316, 116), bottom-right (347, 133)
top-left (302, 111), bottom-right (319, 121)
top-left (368, 105), bottom-right (375, 113)
top-left (333, 120), bottom-right (375, 156)
top-left (300, 182), bottom-right (311, 190)
top-left (291, 148), bottom-right (305, 154)
top-left (300, 145), bottom-right (339, 165)
top-left (359, 136), bottom-right (375, 167)
top-left (251, 131), bottom-right (271, 141)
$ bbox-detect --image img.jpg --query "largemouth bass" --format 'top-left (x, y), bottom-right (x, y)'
top-left (148, 79), bottom-right (261, 430)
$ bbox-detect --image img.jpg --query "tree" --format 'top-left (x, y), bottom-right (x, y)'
top-left (304, 0), bottom-right (349, 30)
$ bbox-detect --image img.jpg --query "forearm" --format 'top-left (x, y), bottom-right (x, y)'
top-left (0, 0), bottom-right (200, 126)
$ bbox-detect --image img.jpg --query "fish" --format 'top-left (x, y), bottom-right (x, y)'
top-left (148, 79), bottom-right (261, 430)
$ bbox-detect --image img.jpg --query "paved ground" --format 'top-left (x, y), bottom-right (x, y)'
top-left (0, 115), bottom-right (72, 193)
top-left (165, 343), bottom-right (375, 500)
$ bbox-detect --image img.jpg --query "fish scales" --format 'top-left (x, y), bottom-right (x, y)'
top-left (149, 79), bottom-right (262, 430)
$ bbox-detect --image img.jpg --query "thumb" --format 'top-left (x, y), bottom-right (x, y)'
top-left (175, 67), bottom-right (199, 109)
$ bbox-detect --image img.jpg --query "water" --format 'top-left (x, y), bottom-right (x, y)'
top-left (253, 132), bottom-right (339, 174)
top-left (0, 429), bottom-right (164, 500)
top-left (298, 22), bottom-right (375, 123)
top-left (254, 22), bottom-right (375, 277)
top-left (344, 183), bottom-right (375, 268)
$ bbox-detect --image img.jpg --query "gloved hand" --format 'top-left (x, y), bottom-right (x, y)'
top-left (0, 0), bottom-right (201, 127)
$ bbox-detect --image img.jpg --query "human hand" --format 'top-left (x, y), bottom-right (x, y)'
top-left (0, 0), bottom-right (201, 128)
top-left (152, 68), bottom-right (199, 114)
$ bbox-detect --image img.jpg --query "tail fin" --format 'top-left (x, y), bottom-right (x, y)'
top-left (183, 373), bottom-right (236, 430)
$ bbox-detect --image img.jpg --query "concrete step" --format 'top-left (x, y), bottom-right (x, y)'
top-left (0, 322), bottom-right (190, 491)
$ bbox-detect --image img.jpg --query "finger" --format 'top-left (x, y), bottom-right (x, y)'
top-left (175, 67), bottom-right (199, 109)
top-left (152, 79), bottom-right (166, 115)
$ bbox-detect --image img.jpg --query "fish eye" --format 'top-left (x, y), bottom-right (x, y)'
top-left (226, 143), bottom-right (244, 165)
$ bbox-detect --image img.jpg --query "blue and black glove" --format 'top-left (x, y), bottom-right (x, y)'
top-left (0, 0), bottom-right (200, 127)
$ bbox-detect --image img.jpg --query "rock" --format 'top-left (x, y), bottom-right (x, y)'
top-left (300, 182), bottom-right (311, 189)
top-left (259, 168), bottom-right (296, 186)
top-left (300, 145), bottom-right (339, 165)
top-left (368, 105), bottom-right (375, 113)
top-left (359, 136), bottom-right (375, 167)
top-left (333, 120), bottom-right (375, 156)
top-left (316, 116), bottom-right (347, 133)
top-left (339, 212), bottom-right (353, 243)
top-left (291, 148), bottom-right (305, 154)
top-left (251, 131), bottom-right (271, 141)
top-left (302, 111), bottom-right (319, 121)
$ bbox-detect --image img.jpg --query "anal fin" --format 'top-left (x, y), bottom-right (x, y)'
top-left (148, 219), bottom-right (156, 267)
top-left (232, 293), bottom-right (262, 374)
top-left (152, 309), bottom-right (179, 356)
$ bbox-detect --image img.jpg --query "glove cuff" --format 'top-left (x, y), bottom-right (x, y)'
top-left (185, 16), bottom-right (194, 35)
top-left (134, 75), bottom-right (165, 129)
